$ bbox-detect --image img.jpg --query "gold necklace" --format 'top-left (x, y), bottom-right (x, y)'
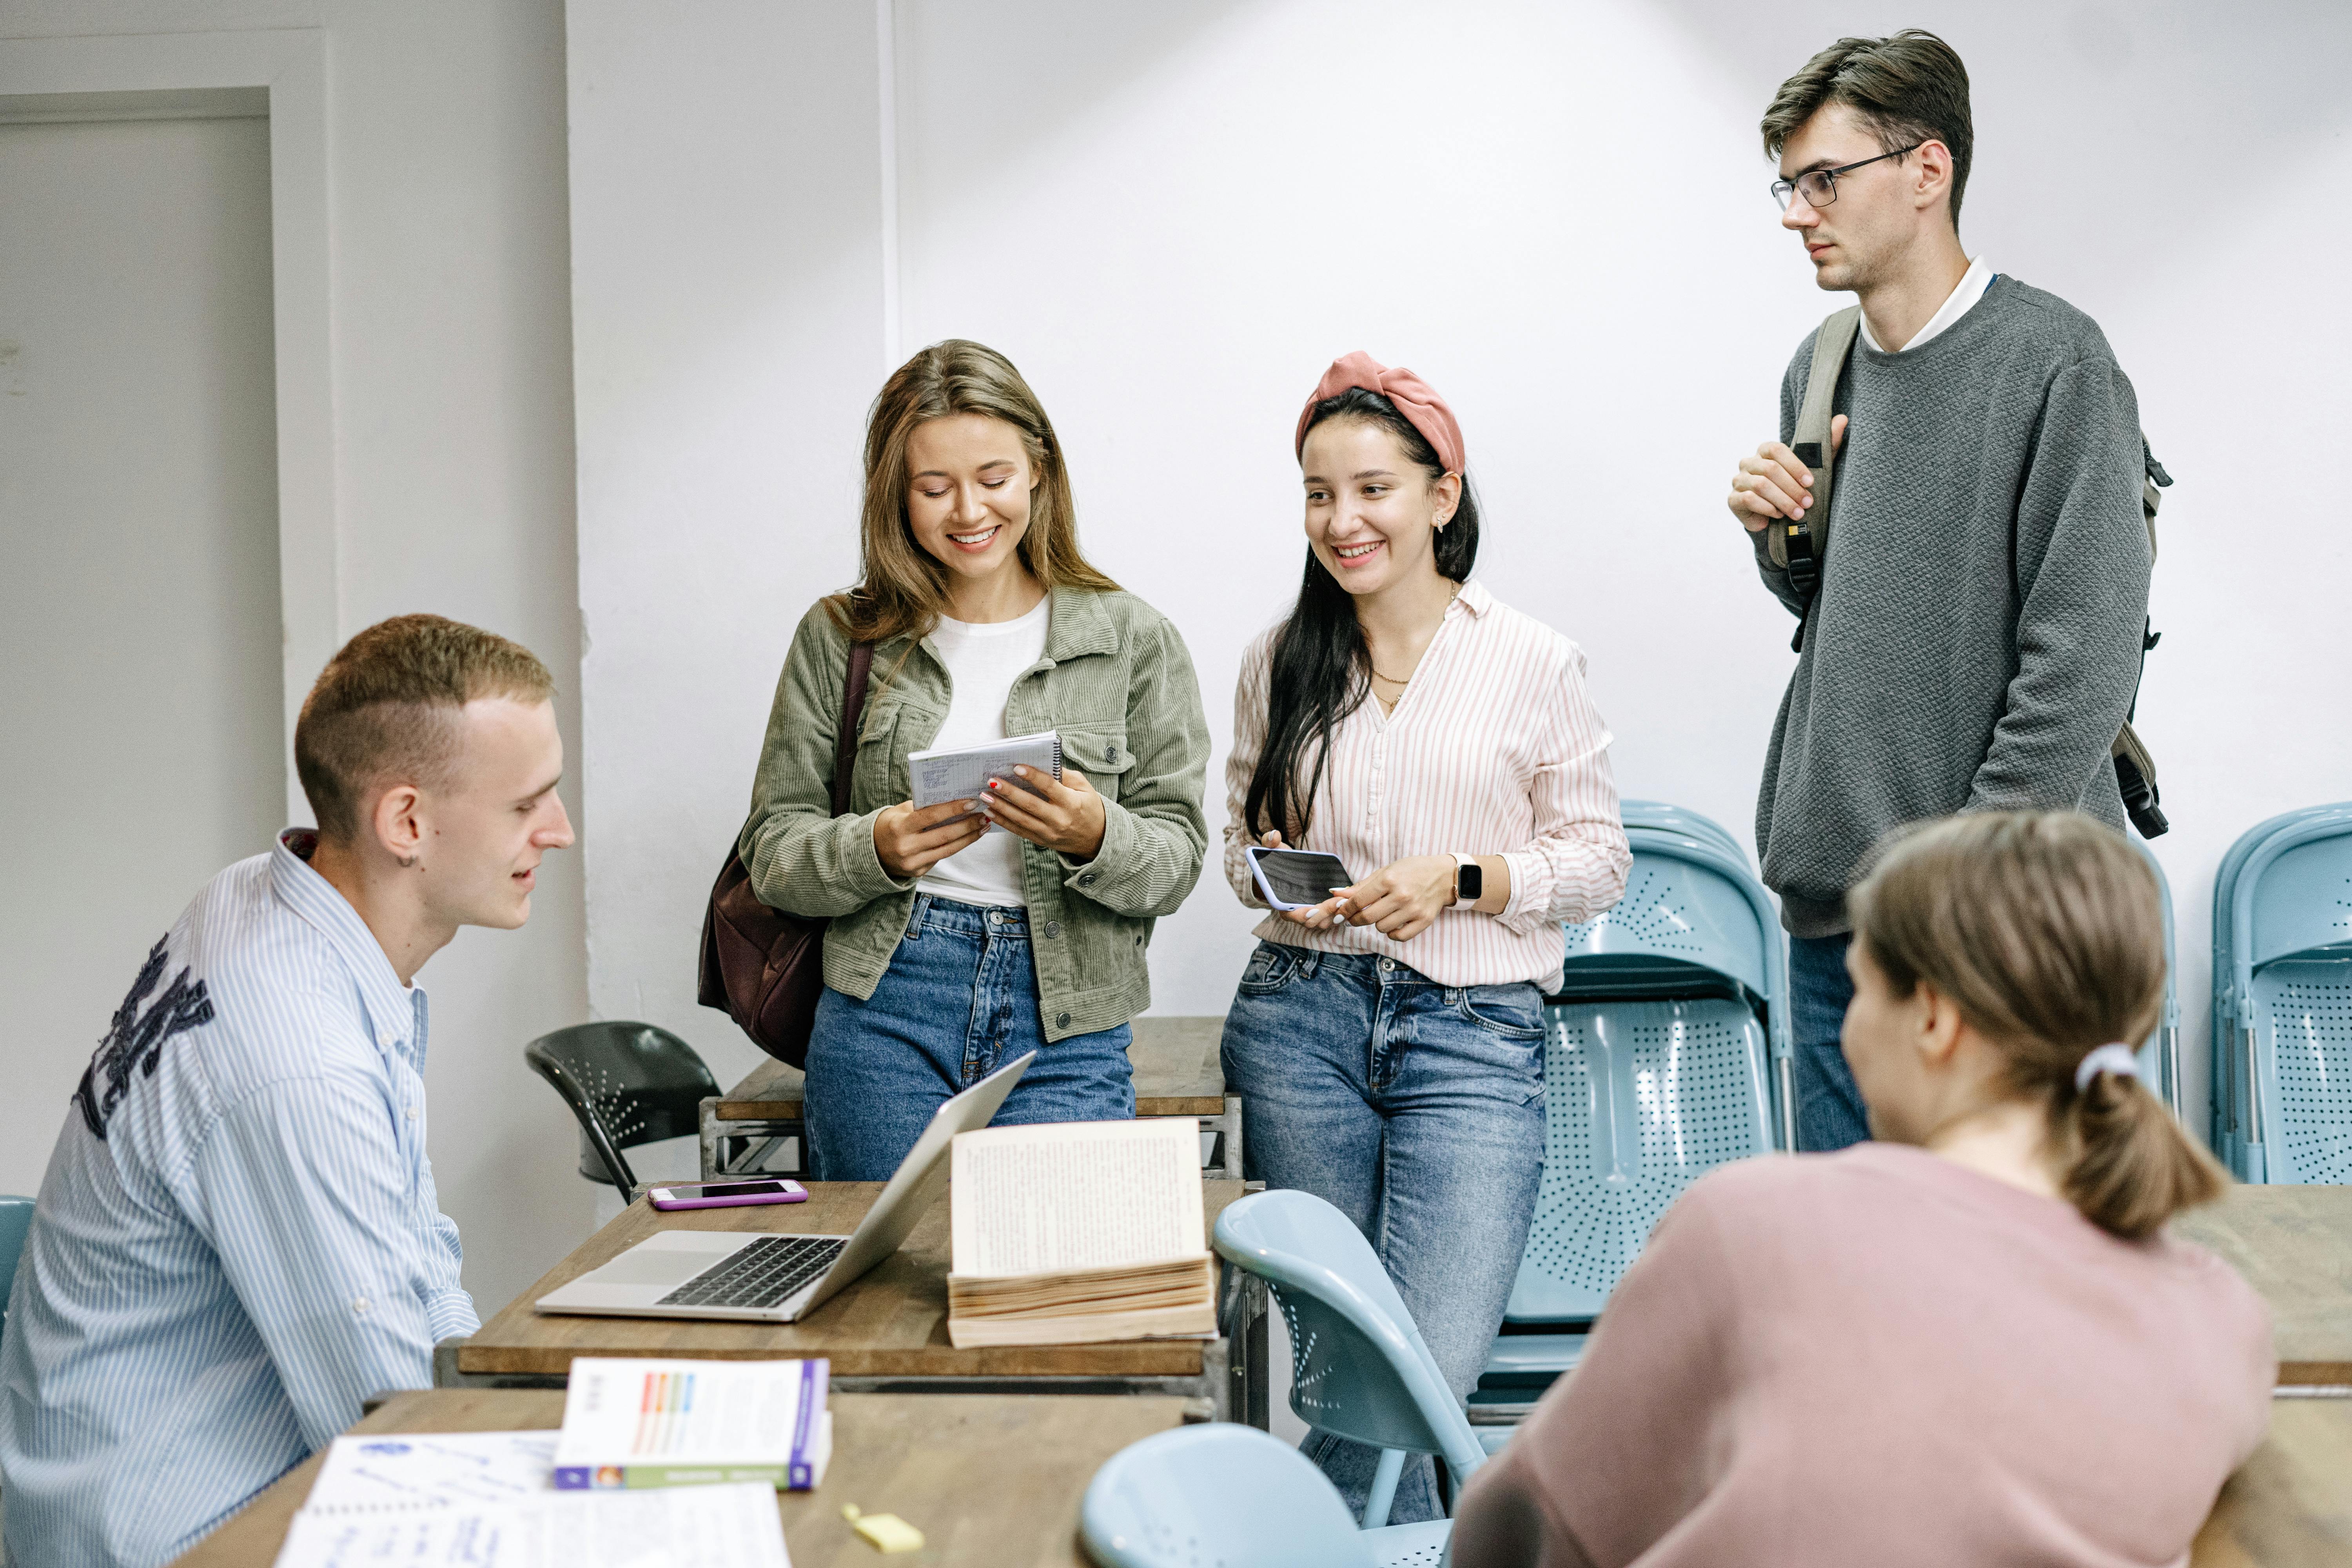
top-left (1369, 583), bottom-right (1461, 685)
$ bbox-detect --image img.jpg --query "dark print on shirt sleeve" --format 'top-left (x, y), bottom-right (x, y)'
top-left (74, 936), bottom-right (215, 1140)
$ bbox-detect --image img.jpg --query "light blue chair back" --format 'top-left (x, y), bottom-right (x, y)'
top-left (1211, 1191), bottom-right (1486, 1528)
top-left (1080, 1424), bottom-right (1450, 1568)
top-left (2214, 806), bottom-right (2352, 1181)
top-left (1501, 822), bottom-right (1788, 1328)
top-left (1619, 799), bottom-right (1746, 863)
top-left (2134, 844), bottom-right (2182, 1115)
top-left (0, 1195), bottom-right (32, 1345)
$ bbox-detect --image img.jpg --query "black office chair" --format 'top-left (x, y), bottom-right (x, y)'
top-left (523, 1021), bottom-right (720, 1194)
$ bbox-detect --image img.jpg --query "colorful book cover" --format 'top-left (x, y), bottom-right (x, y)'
top-left (551, 1356), bottom-right (830, 1492)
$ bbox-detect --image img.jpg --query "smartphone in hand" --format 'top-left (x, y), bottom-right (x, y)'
top-left (1244, 846), bottom-right (1356, 911)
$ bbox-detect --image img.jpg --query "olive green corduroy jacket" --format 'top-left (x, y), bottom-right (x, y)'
top-left (739, 588), bottom-right (1211, 1042)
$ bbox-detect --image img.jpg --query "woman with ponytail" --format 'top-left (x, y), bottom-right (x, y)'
top-left (1220, 352), bottom-right (1630, 1523)
top-left (1452, 810), bottom-right (2272, 1568)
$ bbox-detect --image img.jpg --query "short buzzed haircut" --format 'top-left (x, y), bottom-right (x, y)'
top-left (294, 614), bottom-right (555, 842)
top-left (1761, 29), bottom-right (1975, 226)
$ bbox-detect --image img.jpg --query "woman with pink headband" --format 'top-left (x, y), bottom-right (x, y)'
top-left (1220, 352), bottom-right (1632, 1522)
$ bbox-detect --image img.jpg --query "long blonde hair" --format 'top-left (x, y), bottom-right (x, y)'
top-left (1848, 811), bottom-right (2226, 1239)
top-left (829, 339), bottom-right (1118, 646)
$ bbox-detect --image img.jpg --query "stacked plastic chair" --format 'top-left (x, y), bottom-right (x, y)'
top-left (1471, 801), bottom-right (1790, 1439)
top-left (2134, 844), bottom-right (2184, 1114)
top-left (1082, 1423), bottom-right (1439, 1568)
top-left (1209, 1189), bottom-right (1479, 1559)
top-left (2210, 804), bottom-right (2352, 1182)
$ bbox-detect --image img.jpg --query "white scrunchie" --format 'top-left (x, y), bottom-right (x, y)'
top-left (2074, 1042), bottom-right (2142, 1094)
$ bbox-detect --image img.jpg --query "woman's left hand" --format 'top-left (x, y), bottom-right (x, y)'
top-left (982, 765), bottom-right (1107, 859)
top-left (1333, 855), bottom-right (1457, 943)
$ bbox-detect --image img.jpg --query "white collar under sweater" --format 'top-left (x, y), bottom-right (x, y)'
top-left (1858, 254), bottom-right (1994, 353)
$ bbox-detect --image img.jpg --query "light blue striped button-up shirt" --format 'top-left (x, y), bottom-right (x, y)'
top-left (0, 831), bottom-right (479, 1568)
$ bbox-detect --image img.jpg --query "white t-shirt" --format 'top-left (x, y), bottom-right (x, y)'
top-left (1858, 254), bottom-right (1994, 353)
top-left (913, 596), bottom-right (1052, 908)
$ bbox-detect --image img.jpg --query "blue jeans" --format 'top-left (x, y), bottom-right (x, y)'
top-left (1221, 943), bottom-right (1545, 1525)
top-left (804, 895), bottom-right (1135, 1180)
top-left (1789, 931), bottom-right (1869, 1151)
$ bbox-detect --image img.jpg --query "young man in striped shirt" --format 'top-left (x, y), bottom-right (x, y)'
top-left (0, 615), bottom-right (575, 1568)
top-left (1723, 32), bottom-right (2153, 1152)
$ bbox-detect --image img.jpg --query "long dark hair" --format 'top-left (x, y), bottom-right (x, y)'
top-left (1243, 388), bottom-right (1481, 842)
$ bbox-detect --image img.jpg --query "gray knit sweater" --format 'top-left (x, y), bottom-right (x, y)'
top-left (1752, 276), bottom-right (2152, 937)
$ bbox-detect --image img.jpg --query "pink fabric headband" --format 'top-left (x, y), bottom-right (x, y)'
top-left (1294, 350), bottom-right (1466, 476)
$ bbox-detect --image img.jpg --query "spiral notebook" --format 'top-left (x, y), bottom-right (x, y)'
top-left (906, 730), bottom-right (1061, 832)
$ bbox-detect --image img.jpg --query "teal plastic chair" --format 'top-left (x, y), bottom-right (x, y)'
top-left (1619, 798), bottom-right (1745, 863)
top-left (2210, 806), bottom-right (2352, 1181)
top-left (1474, 813), bottom-right (1788, 1433)
top-left (1210, 1190), bottom-right (1482, 1540)
top-left (0, 1194), bottom-right (33, 1344)
top-left (2134, 844), bottom-right (2183, 1115)
top-left (1080, 1423), bottom-right (1449, 1568)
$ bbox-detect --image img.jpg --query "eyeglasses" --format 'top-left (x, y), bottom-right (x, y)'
top-left (1771, 143), bottom-right (1923, 211)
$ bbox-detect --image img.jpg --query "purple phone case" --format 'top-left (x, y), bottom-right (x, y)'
top-left (647, 1183), bottom-right (809, 1210)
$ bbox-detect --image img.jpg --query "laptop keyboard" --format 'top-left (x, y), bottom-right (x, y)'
top-left (658, 1235), bottom-right (846, 1310)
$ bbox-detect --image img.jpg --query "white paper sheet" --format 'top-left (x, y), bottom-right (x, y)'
top-left (305, 1431), bottom-right (557, 1509)
top-left (272, 1482), bottom-right (788, 1568)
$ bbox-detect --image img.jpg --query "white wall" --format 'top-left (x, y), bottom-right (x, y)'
top-left (2, 0), bottom-right (592, 1312)
top-left (571, 0), bottom-right (2352, 1145)
top-left (0, 112), bottom-right (284, 1203)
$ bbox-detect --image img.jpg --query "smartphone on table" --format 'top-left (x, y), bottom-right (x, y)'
top-left (1244, 846), bottom-right (1356, 911)
top-left (646, 1178), bottom-right (809, 1211)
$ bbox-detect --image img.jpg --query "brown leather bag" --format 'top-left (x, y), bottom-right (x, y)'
top-left (697, 642), bottom-right (874, 1067)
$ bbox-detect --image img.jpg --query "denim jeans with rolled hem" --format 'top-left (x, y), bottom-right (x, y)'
top-left (804, 894), bottom-right (1135, 1181)
top-left (1220, 942), bottom-right (1545, 1526)
top-left (1790, 931), bottom-right (1869, 1151)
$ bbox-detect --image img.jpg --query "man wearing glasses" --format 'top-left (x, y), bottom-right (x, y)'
top-left (1724, 31), bottom-right (2154, 1151)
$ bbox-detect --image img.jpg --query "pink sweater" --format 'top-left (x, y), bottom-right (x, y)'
top-left (1450, 1145), bottom-right (2273, 1568)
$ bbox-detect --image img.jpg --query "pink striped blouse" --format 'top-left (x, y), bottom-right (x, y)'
top-left (1222, 581), bottom-right (1631, 990)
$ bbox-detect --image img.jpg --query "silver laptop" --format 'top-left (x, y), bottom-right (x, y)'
top-left (535, 1051), bottom-right (1035, 1323)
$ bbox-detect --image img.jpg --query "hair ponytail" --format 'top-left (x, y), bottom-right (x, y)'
top-left (1848, 811), bottom-right (2227, 1240)
top-left (2062, 1058), bottom-right (2224, 1240)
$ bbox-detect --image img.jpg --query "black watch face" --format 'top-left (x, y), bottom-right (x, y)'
top-left (1458, 864), bottom-right (1483, 900)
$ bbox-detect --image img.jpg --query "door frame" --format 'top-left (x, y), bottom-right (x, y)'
top-left (0, 30), bottom-right (331, 822)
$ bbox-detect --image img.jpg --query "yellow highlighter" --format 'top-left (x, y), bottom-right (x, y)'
top-left (842, 1503), bottom-right (926, 1554)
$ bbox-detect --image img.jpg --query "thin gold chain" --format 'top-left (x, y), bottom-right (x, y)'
top-left (1368, 581), bottom-right (1462, 685)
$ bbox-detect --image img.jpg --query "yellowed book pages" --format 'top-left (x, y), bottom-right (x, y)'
top-left (946, 1118), bottom-right (1215, 1347)
top-left (949, 1254), bottom-right (1215, 1316)
top-left (949, 1116), bottom-right (1206, 1276)
top-left (945, 1300), bottom-right (1216, 1349)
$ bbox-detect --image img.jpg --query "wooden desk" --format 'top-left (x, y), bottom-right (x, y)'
top-left (169, 1387), bottom-right (1185, 1568)
top-left (2175, 1184), bottom-right (2352, 1385)
top-left (441, 1180), bottom-right (1269, 1426)
top-left (701, 1015), bottom-right (1242, 1180)
top-left (2194, 1398), bottom-right (2352, 1566)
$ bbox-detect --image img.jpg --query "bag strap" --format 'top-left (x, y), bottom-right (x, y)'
top-left (1768, 305), bottom-right (1863, 599)
top-left (830, 642), bottom-right (875, 818)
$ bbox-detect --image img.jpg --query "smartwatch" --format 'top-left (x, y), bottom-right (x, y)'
top-left (1451, 853), bottom-right (1483, 904)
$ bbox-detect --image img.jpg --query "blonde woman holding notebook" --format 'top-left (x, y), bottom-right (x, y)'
top-left (740, 340), bottom-right (1211, 1180)
top-left (1221, 352), bottom-right (1632, 1524)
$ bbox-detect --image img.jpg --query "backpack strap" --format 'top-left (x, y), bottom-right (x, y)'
top-left (831, 642), bottom-right (875, 818)
top-left (1767, 305), bottom-right (1864, 606)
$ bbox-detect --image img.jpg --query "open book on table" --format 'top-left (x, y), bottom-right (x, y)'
top-left (945, 1116), bottom-right (1218, 1348)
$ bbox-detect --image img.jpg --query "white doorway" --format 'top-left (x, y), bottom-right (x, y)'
top-left (0, 106), bottom-right (283, 1196)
